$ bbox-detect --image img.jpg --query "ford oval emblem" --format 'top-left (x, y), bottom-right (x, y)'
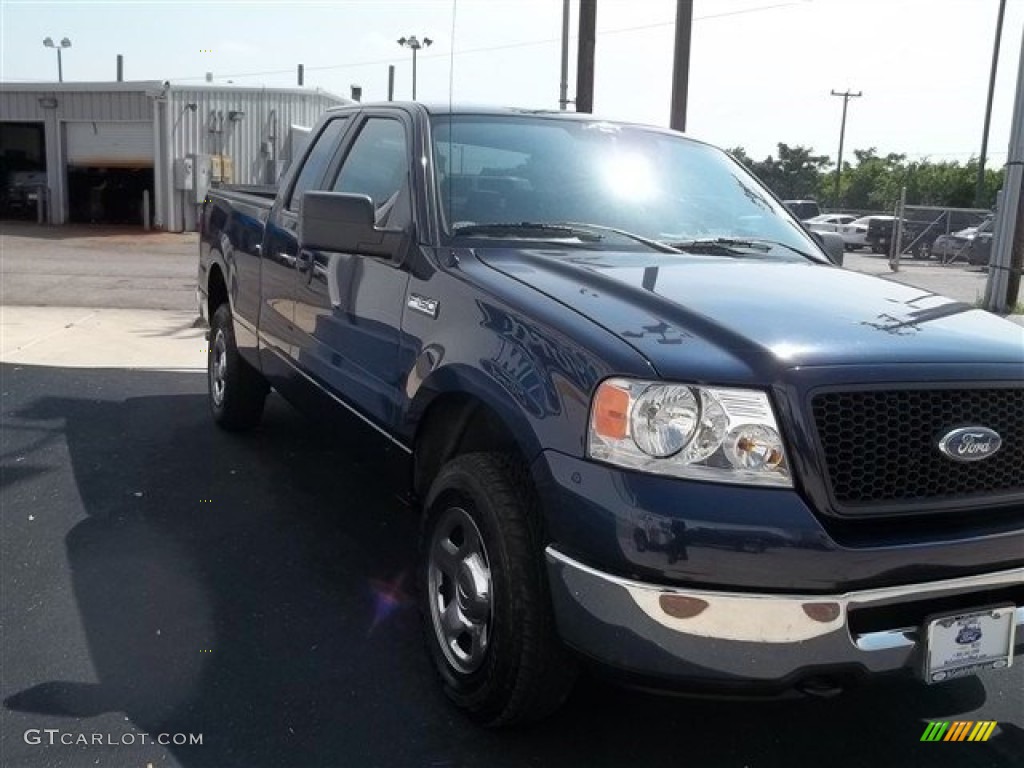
top-left (937, 426), bottom-right (1002, 462)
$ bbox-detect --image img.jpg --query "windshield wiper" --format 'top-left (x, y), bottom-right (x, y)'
top-left (451, 221), bottom-right (683, 253)
top-left (451, 222), bottom-right (604, 242)
top-left (556, 222), bottom-right (683, 254)
top-left (664, 237), bottom-right (818, 260)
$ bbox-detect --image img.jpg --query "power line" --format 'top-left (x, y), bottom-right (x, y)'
top-left (164, 1), bottom-right (808, 83)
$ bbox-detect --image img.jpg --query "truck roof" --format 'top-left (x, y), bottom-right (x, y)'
top-left (325, 101), bottom-right (671, 130)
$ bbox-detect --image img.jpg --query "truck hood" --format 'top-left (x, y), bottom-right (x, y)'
top-left (475, 248), bottom-right (1024, 380)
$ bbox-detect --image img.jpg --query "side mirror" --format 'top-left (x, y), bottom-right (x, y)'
top-left (812, 230), bottom-right (845, 267)
top-left (299, 191), bottom-right (405, 259)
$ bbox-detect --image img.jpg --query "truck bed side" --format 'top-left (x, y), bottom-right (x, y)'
top-left (198, 188), bottom-right (275, 368)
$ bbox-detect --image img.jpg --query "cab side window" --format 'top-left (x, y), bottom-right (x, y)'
top-left (330, 118), bottom-right (411, 229)
top-left (286, 117), bottom-right (349, 212)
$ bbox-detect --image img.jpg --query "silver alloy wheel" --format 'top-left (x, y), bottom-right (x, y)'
top-left (427, 505), bottom-right (493, 675)
top-left (211, 329), bottom-right (227, 407)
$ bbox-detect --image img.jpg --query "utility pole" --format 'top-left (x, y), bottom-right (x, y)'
top-left (297, 64), bottom-right (304, 86)
top-left (830, 89), bottom-right (862, 208)
top-left (669, 0), bottom-right (693, 132)
top-left (984, 30), bottom-right (1024, 313)
top-left (976, 0), bottom-right (1007, 208)
top-left (559, 0), bottom-right (570, 110)
top-left (576, 0), bottom-right (596, 113)
top-left (388, 64), bottom-right (395, 101)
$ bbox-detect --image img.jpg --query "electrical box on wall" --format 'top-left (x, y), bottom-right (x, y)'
top-left (210, 155), bottom-right (223, 183)
top-left (173, 157), bottom-right (194, 191)
top-left (191, 154), bottom-right (212, 204)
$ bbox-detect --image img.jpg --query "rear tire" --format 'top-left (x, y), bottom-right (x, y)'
top-left (208, 302), bottom-right (267, 431)
top-left (419, 452), bottom-right (577, 726)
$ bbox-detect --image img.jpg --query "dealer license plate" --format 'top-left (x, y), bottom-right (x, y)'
top-left (924, 605), bottom-right (1016, 683)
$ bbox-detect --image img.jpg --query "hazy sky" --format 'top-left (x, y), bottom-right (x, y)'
top-left (2, 0), bottom-right (1022, 164)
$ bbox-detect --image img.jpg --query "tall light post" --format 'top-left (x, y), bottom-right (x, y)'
top-left (43, 37), bottom-right (72, 82)
top-left (397, 35), bottom-right (432, 100)
top-left (830, 89), bottom-right (862, 208)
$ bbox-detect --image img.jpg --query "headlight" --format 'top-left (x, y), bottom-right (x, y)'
top-left (587, 378), bottom-right (791, 487)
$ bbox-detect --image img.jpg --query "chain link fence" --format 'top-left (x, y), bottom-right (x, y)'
top-left (883, 204), bottom-right (993, 269)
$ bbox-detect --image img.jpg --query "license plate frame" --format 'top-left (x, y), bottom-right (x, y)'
top-left (923, 604), bottom-right (1016, 683)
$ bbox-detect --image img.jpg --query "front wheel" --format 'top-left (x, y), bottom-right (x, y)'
top-left (208, 303), bottom-right (268, 431)
top-left (419, 453), bottom-right (577, 726)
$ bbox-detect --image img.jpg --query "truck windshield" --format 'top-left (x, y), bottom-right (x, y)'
top-left (431, 115), bottom-right (818, 256)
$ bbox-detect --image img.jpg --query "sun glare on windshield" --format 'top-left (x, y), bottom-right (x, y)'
top-left (601, 151), bottom-right (658, 202)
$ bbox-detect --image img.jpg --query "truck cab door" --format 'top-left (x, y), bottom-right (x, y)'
top-left (258, 115), bottom-right (351, 381)
top-left (292, 112), bottom-right (413, 432)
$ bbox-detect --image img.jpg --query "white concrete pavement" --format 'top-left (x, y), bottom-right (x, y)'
top-left (0, 306), bottom-right (206, 371)
top-left (0, 223), bottom-right (198, 310)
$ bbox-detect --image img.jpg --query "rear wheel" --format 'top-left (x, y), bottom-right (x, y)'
top-left (208, 303), bottom-right (268, 431)
top-left (419, 452), bottom-right (577, 726)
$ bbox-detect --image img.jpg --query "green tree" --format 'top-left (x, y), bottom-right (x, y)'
top-left (752, 144), bottom-right (831, 200)
top-left (832, 148), bottom-right (907, 211)
top-left (728, 145), bottom-right (1004, 212)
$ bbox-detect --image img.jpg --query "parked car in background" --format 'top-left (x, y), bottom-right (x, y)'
top-left (805, 213), bottom-right (856, 233)
top-left (865, 215), bottom-right (899, 254)
top-left (931, 218), bottom-right (994, 264)
top-left (783, 199), bottom-right (822, 220)
top-left (969, 218), bottom-right (994, 266)
top-left (837, 216), bottom-right (871, 250)
top-left (1, 170), bottom-right (46, 217)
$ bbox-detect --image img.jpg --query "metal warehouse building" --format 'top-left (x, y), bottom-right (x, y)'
top-left (0, 81), bottom-right (346, 230)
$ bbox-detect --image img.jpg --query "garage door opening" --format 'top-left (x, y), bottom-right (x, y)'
top-left (1, 122), bottom-right (47, 220)
top-left (67, 166), bottom-right (154, 225)
top-left (65, 121), bottom-right (154, 226)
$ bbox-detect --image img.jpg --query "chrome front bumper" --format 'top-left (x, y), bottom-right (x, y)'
top-left (546, 548), bottom-right (1024, 688)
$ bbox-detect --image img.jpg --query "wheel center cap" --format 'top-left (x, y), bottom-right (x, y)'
top-left (456, 553), bottom-right (490, 622)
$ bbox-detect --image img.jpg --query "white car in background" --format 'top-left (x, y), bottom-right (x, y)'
top-left (805, 213), bottom-right (857, 233)
top-left (836, 216), bottom-right (873, 250)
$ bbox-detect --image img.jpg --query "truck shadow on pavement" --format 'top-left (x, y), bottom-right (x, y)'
top-left (3, 364), bottom-right (1022, 767)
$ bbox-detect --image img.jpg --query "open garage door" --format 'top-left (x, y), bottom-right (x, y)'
top-left (65, 121), bottom-right (154, 225)
top-left (66, 121), bottom-right (153, 167)
top-left (1, 122), bottom-right (47, 219)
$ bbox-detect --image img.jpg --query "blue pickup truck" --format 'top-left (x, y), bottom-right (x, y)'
top-left (199, 103), bottom-right (1023, 726)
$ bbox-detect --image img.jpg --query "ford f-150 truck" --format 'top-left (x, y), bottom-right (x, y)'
top-left (199, 103), bottom-right (1023, 726)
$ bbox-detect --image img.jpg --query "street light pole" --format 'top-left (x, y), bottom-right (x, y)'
top-left (43, 36), bottom-right (72, 82)
top-left (830, 89), bottom-right (862, 208)
top-left (559, 0), bottom-right (570, 110)
top-left (397, 35), bottom-right (433, 100)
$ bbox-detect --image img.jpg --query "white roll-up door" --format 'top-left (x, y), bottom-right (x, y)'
top-left (66, 121), bottom-right (153, 167)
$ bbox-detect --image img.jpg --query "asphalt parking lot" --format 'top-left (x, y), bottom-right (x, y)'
top-left (1, 224), bottom-right (1022, 767)
top-left (842, 248), bottom-right (993, 307)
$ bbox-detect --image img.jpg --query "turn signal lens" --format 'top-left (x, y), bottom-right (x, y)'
top-left (592, 381), bottom-right (630, 439)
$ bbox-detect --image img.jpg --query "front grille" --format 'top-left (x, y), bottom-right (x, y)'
top-left (811, 387), bottom-right (1024, 512)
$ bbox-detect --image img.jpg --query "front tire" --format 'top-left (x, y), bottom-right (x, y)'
top-left (208, 302), bottom-right (267, 431)
top-left (419, 453), bottom-right (577, 726)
